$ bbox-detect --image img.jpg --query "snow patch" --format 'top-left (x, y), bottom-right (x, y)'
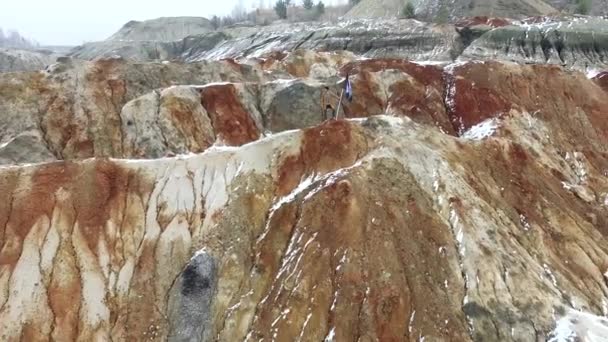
top-left (549, 309), bottom-right (608, 342)
top-left (190, 247), bottom-right (210, 261)
top-left (412, 60), bottom-right (449, 66)
top-left (299, 312), bottom-right (313, 340)
top-left (445, 60), bottom-right (485, 73)
top-left (335, 251), bottom-right (348, 273)
top-left (561, 182), bottom-right (574, 191)
top-left (302, 161), bottom-right (362, 202)
top-left (519, 214), bottom-right (531, 231)
top-left (197, 81), bottom-right (234, 88)
top-left (565, 152), bottom-right (588, 183)
top-left (271, 174), bottom-right (316, 212)
top-left (586, 68), bottom-right (601, 79)
top-left (462, 118), bottom-right (499, 140)
top-left (324, 327), bottom-right (336, 342)
top-left (409, 310), bottom-right (416, 333)
top-left (269, 78), bottom-right (297, 85)
top-left (432, 169), bottom-right (440, 193)
top-left (543, 263), bottom-right (558, 288)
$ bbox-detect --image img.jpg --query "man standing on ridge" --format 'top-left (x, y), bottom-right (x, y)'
top-left (321, 86), bottom-right (339, 121)
top-left (320, 75), bottom-right (354, 121)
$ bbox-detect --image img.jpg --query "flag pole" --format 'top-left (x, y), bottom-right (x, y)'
top-left (336, 88), bottom-right (344, 120)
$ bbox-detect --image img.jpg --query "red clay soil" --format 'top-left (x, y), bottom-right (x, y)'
top-left (199, 84), bottom-right (260, 146)
top-left (445, 62), bottom-right (608, 141)
top-left (275, 120), bottom-right (368, 197)
top-left (338, 59), bottom-right (453, 132)
top-left (0, 159), bottom-right (133, 269)
top-left (389, 79), bottom-right (455, 135)
top-left (250, 155), bottom-right (472, 341)
top-left (339, 59), bottom-right (456, 134)
top-left (343, 71), bottom-right (386, 119)
top-left (9, 162), bottom-right (75, 243)
top-left (446, 74), bottom-right (511, 133)
top-left (72, 160), bottom-right (130, 254)
top-left (341, 59), bottom-right (444, 88)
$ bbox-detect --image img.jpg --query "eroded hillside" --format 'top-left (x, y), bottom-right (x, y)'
top-left (68, 16), bottom-right (608, 73)
top-left (0, 48), bottom-right (608, 341)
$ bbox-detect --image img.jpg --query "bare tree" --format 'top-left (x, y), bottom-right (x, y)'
top-left (303, 0), bottom-right (314, 9)
top-left (274, 0), bottom-right (288, 19)
top-left (0, 28), bottom-right (38, 49)
top-left (402, 1), bottom-right (416, 18)
top-left (575, 0), bottom-right (592, 14)
top-left (210, 15), bottom-right (221, 30)
top-left (232, 0), bottom-right (247, 21)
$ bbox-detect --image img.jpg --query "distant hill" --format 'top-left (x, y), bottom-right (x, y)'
top-left (346, 0), bottom-right (559, 20)
top-left (0, 48), bottom-right (56, 72)
top-left (107, 17), bottom-right (213, 41)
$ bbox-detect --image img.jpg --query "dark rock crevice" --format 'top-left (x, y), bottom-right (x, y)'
top-left (167, 252), bottom-right (217, 342)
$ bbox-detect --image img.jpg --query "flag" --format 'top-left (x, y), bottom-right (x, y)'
top-left (344, 75), bottom-right (353, 102)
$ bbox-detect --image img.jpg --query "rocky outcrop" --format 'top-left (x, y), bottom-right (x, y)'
top-left (69, 17), bottom-right (216, 62)
top-left (1, 106), bottom-right (608, 340)
top-left (71, 20), bottom-right (462, 63)
top-left (2, 50), bottom-right (607, 167)
top-left (205, 20), bottom-right (462, 61)
top-left (108, 16), bottom-right (212, 42)
top-left (461, 16), bottom-right (608, 70)
top-left (0, 57), bottom-right (264, 164)
top-left (69, 31), bottom-right (229, 62)
top-left (346, 0), bottom-right (557, 21)
top-left (69, 16), bottom-right (608, 72)
top-left (0, 48), bottom-right (57, 73)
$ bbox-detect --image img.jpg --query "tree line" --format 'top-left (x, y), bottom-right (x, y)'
top-left (208, 0), bottom-right (352, 29)
top-left (0, 28), bottom-right (38, 49)
top-left (273, 0), bottom-right (326, 20)
top-left (574, 0), bottom-right (592, 14)
top-left (207, 0), bottom-right (595, 30)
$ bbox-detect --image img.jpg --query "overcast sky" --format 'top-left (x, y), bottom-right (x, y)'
top-left (0, 0), bottom-right (268, 46)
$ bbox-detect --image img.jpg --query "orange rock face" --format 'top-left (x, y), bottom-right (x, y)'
top-left (2, 52), bottom-right (605, 164)
top-left (199, 84), bottom-right (261, 146)
top-left (0, 57), bottom-right (262, 164)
